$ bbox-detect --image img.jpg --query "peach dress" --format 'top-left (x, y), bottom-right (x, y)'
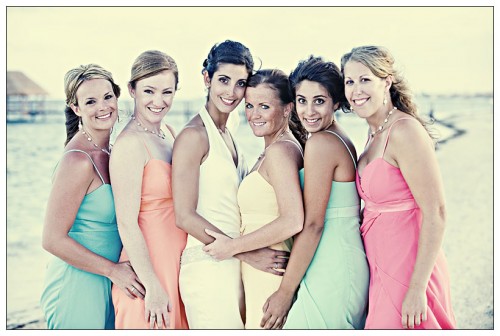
top-left (112, 141), bottom-right (188, 329)
top-left (356, 118), bottom-right (456, 329)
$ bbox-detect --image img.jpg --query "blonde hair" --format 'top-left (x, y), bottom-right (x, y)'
top-left (129, 50), bottom-right (179, 90)
top-left (63, 64), bottom-right (120, 145)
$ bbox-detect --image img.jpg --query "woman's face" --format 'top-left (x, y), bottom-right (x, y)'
top-left (295, 80), bottom-right (337, 133)
top-left (205, 63), bottom-right (248, 114)
top-left (343, 60), bottom-right (389, 119)
top-left (129, 70), bottom-right (176, 125)
top-left (245, 83), bottom-right (289, 138)
top-left (72, 78), bottom-right (118, 132)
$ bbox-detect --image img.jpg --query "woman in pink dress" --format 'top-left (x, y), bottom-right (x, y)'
top-left (341, 45), bottom-right (456, 329)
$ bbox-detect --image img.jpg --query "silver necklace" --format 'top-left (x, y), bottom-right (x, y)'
top-left (131, 115), bottom-right (166, 139)
top-left (81, 128), bottom-right (111, 155)
top-left (257, 129), bottom-right (289, 161)
top-left (370, 106), bottom-right (397, 138)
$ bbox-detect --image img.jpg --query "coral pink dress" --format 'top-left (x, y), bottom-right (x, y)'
top-left (112, 142), bottom-right (188, 329)
top-left (356, 118), bottom-right (456, 329)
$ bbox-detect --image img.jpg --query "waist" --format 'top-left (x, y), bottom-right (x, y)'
top-left (140, 198), bottom-right (173, 211)
top-left (70, 219), bottom-right (118, 232)
top-left (364, 199), bottom-right (418, 213)
top-left (324, 205), bottom-right (360, 219)
top-left (67, 231), bottom-right (122, 261)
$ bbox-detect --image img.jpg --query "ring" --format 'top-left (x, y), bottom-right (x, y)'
top-left (131, 287), bottom-right (136, 293)
top-left (150, 314), bottom-right (156, 320)
top-left (274, 262), bottom-right (278, 269)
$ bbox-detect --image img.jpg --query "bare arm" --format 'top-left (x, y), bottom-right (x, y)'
top-left (261, 133), bottom-right (352, 329)
top-left (390, 119), bottom-right (447, 329)
top-left (42, 152), bottom-right (143, 301)
top-left (110, 134), bottom-right (168, 328)
top-left (203, 142), bottom-right (304, 259)
top-left (172, 126), bottom-right (228, 242)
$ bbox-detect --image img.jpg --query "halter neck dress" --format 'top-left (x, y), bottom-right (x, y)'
top-left (284, 130), bottom-right (369, 329)
top-left (111, 136), bottom-right (188, 329)
top-left (178, 105), bottom-right (247, 329)
top-left (40, 150), bottom-right (122, 329)
top-left (356, 118), bottom-right (456, 329)
top-left (238, 139), bottom-right (302, 329)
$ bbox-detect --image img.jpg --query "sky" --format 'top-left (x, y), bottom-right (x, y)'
top-left (5, 5), bottom-right (494, 102)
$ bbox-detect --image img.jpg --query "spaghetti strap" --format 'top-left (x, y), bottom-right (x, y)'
top-left (323, 130), bottom-right (357, 169)
top-left (256, 139), bottom-right (303, 172)
top-left (382, 117), bottom-right (415, 155)
top-left (141, 138), bottom-right (153, 160)
top-left (63, 149), bottom-right (105, 184)
top-left (164, 123), bottom-right (176, 140)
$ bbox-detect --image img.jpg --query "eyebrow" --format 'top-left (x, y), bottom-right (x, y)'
top-left (143, 85), bottom-right (174, 90)
top-left (84, 91), bottom-right (112, 101)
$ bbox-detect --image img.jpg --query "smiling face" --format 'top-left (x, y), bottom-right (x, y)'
top-left (343, 60), bottom-right (390, 119)
top-left (244, 83), bottom-right (290, 138)
top-left (129, 70), bottom-right (176, 125)
top-left (205, 63), bottom-right (249, 114)
top-left (295, 80), bottom-right (338, 133)
top-left (71, 78), bottom-right (118, 132)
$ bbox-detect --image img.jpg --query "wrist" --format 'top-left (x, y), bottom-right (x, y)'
top-left (278, 282), bottom-right (297, 297)
top-left (229, 237), bottom-right (241, 256)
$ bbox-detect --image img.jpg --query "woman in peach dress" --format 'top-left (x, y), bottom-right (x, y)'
top-left (110, 50), bottom-right (188, 329)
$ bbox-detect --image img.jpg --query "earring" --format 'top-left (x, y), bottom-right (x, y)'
top-left (78, 117), bottom-right (82, 130)
top-left (350, 105), bottom-right (353, 113)
top-left (383, 97), bottom-right (387, 105)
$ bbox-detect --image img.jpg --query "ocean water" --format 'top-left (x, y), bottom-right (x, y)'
top-left (5, 96), bottom-right (491, 328)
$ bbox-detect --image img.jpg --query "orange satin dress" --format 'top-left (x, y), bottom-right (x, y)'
top-left (111, 143), bottom-right (188, 329)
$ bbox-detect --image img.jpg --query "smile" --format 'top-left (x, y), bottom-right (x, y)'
top-left (304, 118), bottom-right (319, 124)
top-left (252, 121), bottom-right (266, 126)
top-left (221, 97), bottom-right (235, 106)
top-left (353, 98), bottom-right (369, 106)
top-left (148, 107), bottom-right (164, 113)
top-left (96, 112), bottom-right (112, 119)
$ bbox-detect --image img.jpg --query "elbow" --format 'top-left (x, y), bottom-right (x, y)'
top-left (42, 232), bottom-right (59, 255)
top-left (288, 214), bottom-right (305, 236)
top-left (175, 212), bottom-right (189, 231)
top-left (303, 218), bottom-right (325, 237)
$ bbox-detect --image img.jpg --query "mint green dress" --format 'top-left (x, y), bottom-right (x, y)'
top-left (284, 130), bottom-right (369, 329)
top-left (40, 150), bottom-right (122, 329)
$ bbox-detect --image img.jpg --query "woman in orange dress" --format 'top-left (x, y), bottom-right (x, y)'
top-left (110, 50), bottom-right (188, 329)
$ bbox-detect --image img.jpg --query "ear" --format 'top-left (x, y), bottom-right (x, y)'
top-left (384, 75), bottom-right (393, 92)
top-left (283, 102), bottom-right (293, 118)
top-left (70, 103), bottom-right (81, 117)
top-left (203, 70), bottom-right (211, 88)
top-left (128, 83), bottom-right (136, 98)
top-left (333, 101), bottom-right (340, 111)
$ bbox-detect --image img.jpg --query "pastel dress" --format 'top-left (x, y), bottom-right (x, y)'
top-left (238, 140), bottom-right (302, 329)
top-left (179, 106), bottom-right (247, 329)
top-left (356, 118), bottom-right (456, 329)
top-left (40, 149), bottom-right (122, 329)
top-left (112, 139), bottom-right (188, 329)
top-left (284, 130), bottom-right (369, 329)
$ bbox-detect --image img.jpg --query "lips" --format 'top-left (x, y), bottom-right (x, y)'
top-left (221, 97), bottom-right (235, 106)
top-left (96, 112), bottom-right (112, 119)
top-left (148, 107), bottom-right (164, 113)
top-left (304, 118), bottom-right (319, 124)
top-left (251, 121), bottom-right (266, 126)
top-left (352, 98), bottom-right (369, 106)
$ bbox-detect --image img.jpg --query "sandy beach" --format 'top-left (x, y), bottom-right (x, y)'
top-left (7, 96), bottom-right (493, 331)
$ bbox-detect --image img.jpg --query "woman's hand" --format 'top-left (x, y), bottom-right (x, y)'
top-left (202, 229), bottom-right (237, 260)
top-left (261, 289), bottom-right (294, 329)
top-left (401, 286), bottom-right (427, 329)
top-left (108, 261), bottom-right (145, 300)
top-left (144, 284), bottom-right (171, 329)
top-left (236, 247), bottom-right (289, 276)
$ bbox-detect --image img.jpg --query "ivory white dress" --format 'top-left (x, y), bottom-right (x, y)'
top-left (178, 106), bottom-right (247, 329)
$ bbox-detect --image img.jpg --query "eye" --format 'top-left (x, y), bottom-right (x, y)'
top-left (163, 90), bottom-right (173, 95)
top-left (219, 77), bottom-right (229, 84)
top-left (237, 80), bottom-right (247, 87)
top-left (361, 78), bottom-right (371, 83)
top-left (297, 97), bottom-right (306, 104)
top-left (313, 98), bottom-right (325, 105)
top-left (86, 99), bottom-right (95, 105)
top-left (345, 79), bottom-right (354, 86)
top-left (144, 89), bottom-right (154, 94)
top-left (105, 94), bottom-right (114, 100)
top-left (245, 103), bottom-right (253, 109)
top-left (260, 104), bottom-right (269, 110)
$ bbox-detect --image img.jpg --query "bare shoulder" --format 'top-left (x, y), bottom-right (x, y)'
top-left (174, 117), bottom-right (208, 151)
top-left (112, 129), bottom-right (146, 159)
top-left (56, 150), bottom-right (94, 183)
top-left (389, 117), bottom-right (432, 148)
top-left (266, 140), bottom-right (303, 166)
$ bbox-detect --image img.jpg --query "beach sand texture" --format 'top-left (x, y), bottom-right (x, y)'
top-left (6, 96), bottom-right (493, 330)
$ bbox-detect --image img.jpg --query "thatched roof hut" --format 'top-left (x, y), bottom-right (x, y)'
top-left (7, 71), bottom-right (49, 96)
top-left (7, 71), bottom-right (49, 122)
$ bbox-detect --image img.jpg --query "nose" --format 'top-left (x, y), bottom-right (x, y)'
top-left (352, 82), bottom-right (362, 95)
top-left (153, 93), bottom-right (164, 106)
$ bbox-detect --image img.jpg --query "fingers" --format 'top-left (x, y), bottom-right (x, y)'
top-left (260, 310), bottom-right (272, 328)
top-left (133, 281), bottom-right (146, 298)
top-left (149, 313), bottom-right (156, 329)
top-left (204, 228), bottom-right (218, 238)
top-left (266, 267), bottom-right (285, 276)
top-left (272, 317), bottom-right (283, 329)
top-left (264, 315), bottom-right (277, 329)
top-left (124, 287), bottom-right (136, 300)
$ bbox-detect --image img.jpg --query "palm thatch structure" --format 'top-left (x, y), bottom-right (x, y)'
top-left (7, 71), bottom-right (49, 122)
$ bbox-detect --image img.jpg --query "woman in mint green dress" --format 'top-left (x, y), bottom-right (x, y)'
top-left (261, 56), bottom-right (369, 329)
top-left (40, 64), bottom-right (144, 329)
